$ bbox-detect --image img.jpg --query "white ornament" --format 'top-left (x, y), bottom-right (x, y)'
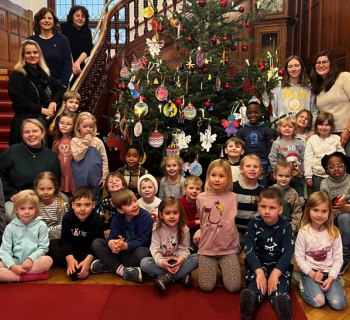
top-left (200, 127), bottom-right (217, 152)
top-left (175, 131), bottom-right (191, 149)
top-left (146, 36), bottom-right (165, 56)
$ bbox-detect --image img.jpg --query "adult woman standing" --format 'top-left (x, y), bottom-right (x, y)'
top-left (28, 7), bottom-right (72, 88)
top-left (310, 50), bottom-right (350, 155)
top-left (272, 55), bottom-right (318, 128)
top-left (0, 119), bottom-right (61, 222)
top-left (8, 39), bottom-right (65, 145)
top-left (60, 6), bottom-right (93, 85)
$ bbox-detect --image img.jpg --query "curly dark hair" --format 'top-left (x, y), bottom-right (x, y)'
top-left (33, 7), bottom-right (60, 35)
top-left (67, 6), bottom-right (90, 28)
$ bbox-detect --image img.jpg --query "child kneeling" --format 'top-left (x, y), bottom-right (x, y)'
top-left (91, 189), bottom-right (153, 283)
top-left (240, 188), bottom-right (294, 320)
top-left (140, 197), bottom-right (198, 295)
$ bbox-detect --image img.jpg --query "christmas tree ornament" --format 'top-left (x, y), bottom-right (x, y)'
top-left (258, 13), bottom-right (264, 18)
top-left (224, 57), bottom-right (229, 64)
top-left (175, 130), bottom-right (191, 149)
top-left (114, 110), bottom-right (121, 123)
top-left (245, 22), bottom-right (251, 28)
top-left (134, 120), bottom-right (142, 137)
top-left (138, 138), bottom-right (146, 165)
top-left (178, 64), bottom-right (184, 70)
top-left (238, 6), bottom-right (244, 13)
top-left (220, 147), bottom-right (224, 157)
top-left (196, 50), bottom-right (205, 68)
top-left (262, 81), bottom-right (270, 108)
top-left (242, 45), bottom-right (248, 51)
top-left (204, 100), bottom-right (211, 109)
top-left (103, 132), bottom-right (118, 151)
top-left (134, 97), bottom-right (149, 116)
top-left (157, 25), bottom-right (164, 33)
top-left (175, 75), bottom-right (181, 88)
top-left (200, 125), bottom-right (217, 151)
top-left (155, 77), bottom-right (168, 101)
top-left (220, 0), bottom-right (227, 7)
top-left (243, 76), bottom-right (251, 92)
top-left (278, 69), bottom-right (285, 77)
top-left (141, 95), bottom-right (147, 102)
top-left (184, 102), bottom-right (196, 120)
top-left (120, 83), bottom-right (127, 90)
top-left (120, 118), bottom-right (127, 137)
top-left (221, 109), bottom-right (238, 136)
top-left (238, 23), bottom-right (243, 29)
top-left (211, 36), bottom-right (218, 44)
top-left (224, 83), bottom-right (230, 89)
top-left (258, 61), bottom-right (265, 69)
top-left (148, 124), bottom-right (164, 148)
top-left (187, 36), bottom-right (193, 43)
top-left (180, 27), bottom-right (184, 33)
top-left (175, 98), bottom-right (182, 106)
top-left (231, 45), bottom-right (237, 51)
top-left (120, 63), bottom-right (131, 79)
top-left (131, 56), bottom-right (141, 72)
top-left (173, 44), bottom-right (179, 51)
top-left (222, 35), bottom-right (229, 41)
top-left (188, 159), bottom-right (203, 176)
top-left (142, 5), bottom-right (154, 18)
top-left (153, 78), bottom-right (159, 84)
top-left (230, 64), bottom-right (237, 78)
top-left (169, 18), bottom-right (180, 28)
top-left (163, 101), bottom-right (177, 117)
top-left (120, 148), bottom-right (127, 163)
top-left (146, 36), bottom-right (165, 57)
top-left (216, 76), bottom-right (221, 91)
top-left (166, 143), bottom-right (180, 156)
top-left (198, 0), bottom-right (206, 7)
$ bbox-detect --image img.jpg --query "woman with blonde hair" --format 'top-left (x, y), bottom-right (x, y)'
top-left (8, 39), bottom-right (65, 145)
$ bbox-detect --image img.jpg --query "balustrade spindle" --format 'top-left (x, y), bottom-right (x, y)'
top-left (163, 0), bottom-right (167, 17)
top-left (125, 3), bottom-right (130, 44)
top-left (173, 0), bottom-right (177, 12)
top-left (143, 0), bottom-right (148, 34)
top-left (134, 0), bottom-right (139, 38)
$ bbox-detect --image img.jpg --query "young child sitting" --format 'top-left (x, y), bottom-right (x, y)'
top-left (0, 190), bottom-right (53, 282)
top-left (91, 189), bottom-right (153, 283)
top-left (140, 197), bottom-right (199, 296)
top-left (240, 188), bottom-right (294, 320)
top-left (117, 145), bottom-right (148, 197)
top-left (138, 174), bottom-right (161, 226)
top-left (320, 152), bottom-right (350, 274)
top-left (98, 172), bottom-right (127, 238)
top-left (63, 90), bottom-right (80, 113)
top-left (225, 136), bottom-right (245, 183)
top-left (271, 160), bottom-right (303, 233)
top-left (236, 97), bottom-right (274, 187)
top-left (60, 187), bottom-right (104, 281)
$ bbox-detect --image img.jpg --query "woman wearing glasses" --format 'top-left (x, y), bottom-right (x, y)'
top-left (310, 50), bottom-right (350, 155)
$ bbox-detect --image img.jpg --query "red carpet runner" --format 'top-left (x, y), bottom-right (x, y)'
top-left (0, 284), bottom-right (307, 320)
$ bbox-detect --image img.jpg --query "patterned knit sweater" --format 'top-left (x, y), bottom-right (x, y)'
top-left (320, 173), bottom-right (350, 201)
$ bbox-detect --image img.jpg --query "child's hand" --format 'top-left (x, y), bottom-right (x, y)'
top-left (10, 264), bottom-right (27, 276)
top-left (193, 229), bottom-right (201, 246)
top-left (117, 235), bottom-right (128, 251)
top-left (334, 204), bottom-right (350, 214)
top-left (195, 220), bottom-right (200, 226)
top-left (108, 240), bottom-right (120, 253)
top-left (267, 269), bottom-right (282, 296)
top-left (77, 256), bottom-right (94, 279)
top-left (321, 275), bottom-right (334, 291)
top-left (21, 258), bottom-right (33, 271)
top-left (10, 193), bottom-right (18, 202)
top-left (169, 256), bottom-right (185, 274)
top-left (310, 269), bottom-right (324, 283)
top-left (99, 179), bottom-right (105, 188)
top-left (85, 134), bottom-right (92, 140)
top-left (162, 258), bottom-right (178, 274)
top-left (255, 269), bottom-right (267, 295)
top-left (66, 255), bottom-right (79, 276)
top-left (306, 178), bottom-right (313, 187)
top-left (104, 229), bottom-right (111, 238)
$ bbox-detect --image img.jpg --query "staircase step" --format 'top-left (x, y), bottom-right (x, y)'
top-left (0, 114), bottom-right (14, 127)
top-left (7, 69), bottom-right (14, 78)
top-left (0, 80), bottom-right (8, 90)
top-left (0, 101), bottom-right (13, 113)
top-left (0, 128), bottom-right (10, 143)
top-left (0, 90), bottom-right (9, 101)
top-left (0, 143), bottom-right (9, 155)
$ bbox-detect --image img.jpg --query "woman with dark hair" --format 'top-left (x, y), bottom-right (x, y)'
top-left (310, 50), bottom-right (350, 155)
top-left (60, 6), bottom-right (93, 85)
top-left (28, 7), bottom-right (72, 88)
top-left (271, 55), bottom-right (318, 128)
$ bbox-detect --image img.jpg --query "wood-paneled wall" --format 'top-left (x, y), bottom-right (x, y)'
top-left (298, 0), bottom-right (350, 71)
top-left (0, 0), bottom-right (33, 68)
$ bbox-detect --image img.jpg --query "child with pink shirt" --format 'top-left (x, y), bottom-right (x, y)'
top-left (196, 159), bottom-right (241, 293)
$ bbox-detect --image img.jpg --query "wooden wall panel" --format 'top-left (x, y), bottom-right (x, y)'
top-left (309, 0), bottom-right (320, 57)
top-left (0, 8), bottom-right (9, 62)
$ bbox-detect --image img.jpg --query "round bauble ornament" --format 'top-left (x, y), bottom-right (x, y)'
top-left (184, 103), bottom-right (196, 120)
top-left (173, 45), bottom-right (179, 51)
top-left (238, 6), bottom-right (244, 13)
top-left (204, 101), bottom-right (211, 109)
top-left (117, 84), bottom-right (122, 90)
top-left (224, 83), bottom-right (230, 89)
top-left (178, 64), bottom-right (184, 71)
top-left (157, 26), bottom-right (164, 33)
top-left (175, 98), bottom-right (182, 106)
top-left (188, 160), bottom-right (202, 176)
top-left (225, 57), bottom-right (229, 63)
top-left (143, 60), bottom-right (149, 67)
top-left (148, 129), bottom-right (164, 148)
top-left (134, 101), bottom-right (148, 116)
top-left (220, 0), bottom-right (227, 7)
top-left (197, 65), bottom-right (205, 71)
top-left (165, 33), bottom-right (169, 36)
top-left (278, 69), bottom-right (285, 77)
top-left (166, 143), bottom-right (180, 156)
top-left (141, 95), bottom-right (147, 102)
top-left (231, 45), bottom-right (237, 51)
top-left (258, 13), bottom-right (264, 18)
top-left (187, 36), bottom-right (193, 43)
top-left (258, 61), bottom-right (265, 69)
top-left (245, 22), bottom-right (251, 28)
top-left (180, 27), bottom-right (184, 33)
top-left (222, 35), bottom-right (229, 41)
top-left (211, 36), bottom-right (217, 44)
top-left (198, 0), bottom-right (206, 7)
top-left (242, 45), bottom-right (248, 52)
top-left (163, 101), bottom-right (178, 117)
top-left (121, 83), bottom-right (127, 90)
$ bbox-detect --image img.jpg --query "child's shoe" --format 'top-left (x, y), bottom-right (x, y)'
top-left (90, 259), bottom-right (114, 274)
top-left (273, 294), bottom-right (292, 320)
top-left (154, 272), bottom-right (175, 296)
top-left (240, 289), bottom-right (258, 320)
top-left (339, 253), bottom-right (349, 275)
top-left (181, 273), bottom-right (191, 289)
top-left (122, 267), bottom-right (142, 283)
top-left (19, 271), bottom-right (49, 282)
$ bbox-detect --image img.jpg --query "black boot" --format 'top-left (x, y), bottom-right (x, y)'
top-left (240, 289), bottom-right (258, 320)
top-left (154, 272), bottom-right (175, 296)
top-left (273, 294), bottom-right (292, 320)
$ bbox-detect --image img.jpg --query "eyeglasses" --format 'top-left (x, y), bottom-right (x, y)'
top-left (316, 61), bottom-right (330, 66)
top-left (59, 122), bottom-right (73, 127)
top-left (326, 164), bottom-right (345, 170)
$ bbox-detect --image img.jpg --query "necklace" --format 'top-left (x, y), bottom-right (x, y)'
top-left (25, 145), bottom-right (43, 158)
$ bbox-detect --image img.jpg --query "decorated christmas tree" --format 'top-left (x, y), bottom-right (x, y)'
top-left (105, 0), bottom-right (283, 173)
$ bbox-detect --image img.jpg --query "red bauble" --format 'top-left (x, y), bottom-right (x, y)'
top-left (258, 13), bottom-right (264, 18)
top-left (175, 98), bottom-right (182, 106)
top-left (242, 45), bottom-right (248, 52)
top-left (222, 35), bottom-right (229, 41)
top-left (187, 36), bottom-right (193, 43)
top-left (231, 45), bottom-right (237, 51)
top-left (197, 65), bottom-right (205, 71)
top-left (224, 83), bottom-right (230, 89)
top-left (178, 64), bottom-right (184, 70)
top-left (173, 45), bottom-right (179, 51)
top-left (198, 0), bottom-right (206, 7)
top-left (117, 84), bottom-right (122, 89)
top-left (245, 22), bottom-right (251, 28)
top-left (157, 26), bottom-right (164, 33)
top-left (165, 33), bottom-right (169, 36)
top-left (211, 36), bottom-right (218, 44)
top-left (143, 60), bottom-right (149, 67)
top-left (141, 95), bottom-right (147, 102)
top-left (121, 84), bottom-right (127, 90)
top-left (224, 48), bottom-right (229, 52)
top-left (258, 61), bottom-right (265, 69)
top-left (220, 0), bottom-right (227, 7)
top-left (238, 6), bottom-right (244, 13)
top-left (204, 101), bottom-right (211, 109)
top-left (224, 57), bottom-right (229, 63)
top-left (278, 69), bottom-right (285, 77)
top-left (179, 27), bottom-right (184, 33)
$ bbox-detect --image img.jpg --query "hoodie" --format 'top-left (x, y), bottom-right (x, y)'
top-left (0, 217), bottom-right (49, 269)
top-left (179, 195), bottom-right (199, 229)
top-left (236, 122), bottom-right (274, 164)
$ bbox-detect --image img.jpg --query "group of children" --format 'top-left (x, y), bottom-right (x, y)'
top-left (0, 94), bottom-right (349, 319)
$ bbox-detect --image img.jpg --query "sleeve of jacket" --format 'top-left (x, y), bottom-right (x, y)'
top-left (126, 213), bottom-right (153, 253)
top-left (328, 235), bottom-right (343, 279)
top-left (150, 230), bottom-right (165, 268)
top-left (0, 225), bottom-right (16, 268)
top-left (60, 215), bottom-right (75, 257)
top-left (290, 190), bottom-right (303, 231)
top-left (28, 222), bottom-right (49, 262)
top-left (83, 28), bottom-right (93, 57)
top-left (158, 178), bottom-right (166, 200)
top-left (299, 141), bottom-right (305, 176)
top-left (268, 141), bottom-right (279, 171)
top-left (335, 136), bottom-right (345, 153)
top-left (106, 213), bottom-right (124, 243)
top-left (304, 138), bottom-right (314, 179)
top-left (0, 148), bottom-right (18, 200)
top-left (71, 136), bottom-right (92, 162)
top-left (49, 75), bottom-right (66, 105)
top-left (52, 154), bottom-right (62, 187)
top-left (266, 128), bottom-right (274, 170)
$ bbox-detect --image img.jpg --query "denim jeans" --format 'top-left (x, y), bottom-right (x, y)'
top-left (337, 213), bottom-right (350, 254)
top-left (312, 175), bottom-right (325, 193)
top-left (300, 272), bottom-right (347, 310)
top-left (140, 254), bottom-right (199, 280)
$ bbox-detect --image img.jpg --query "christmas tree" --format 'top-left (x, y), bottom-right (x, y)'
top-left (106, 0), bottom-right (282, 173)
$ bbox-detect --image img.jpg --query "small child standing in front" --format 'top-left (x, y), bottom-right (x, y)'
top-left (197, 159), bottom-right (241, 293)
top-left (295, 109), bottom-right (313, 143)
top-left (117, 145), bottom-right (148, 197)
top-left (138, 174), bottom-right (161, 226)
top-left (0, 190), bottom-right (53, 282)
top-left (269, 117), bottom-right (305, 203)
top-left (305, 112), bottom-right (345, 193)
top-left (140, 197), bottom-right (199, 295)
top-left (240, 188), bottom-right (294, 320)
top-left (71, 112), bottom-right (109, 207)
top-left (98, 172), bottom-right (126, 238)
top-left (60, 187), bottom-right (104, 281)
top-left (225, 136), bottom-right (245, 183)
top-left (158, 154), bottom-right (185, 200)
top-left (295, 192), bottom-right (347, 311)
top-left (320, 152), bottom-right (350, 274)
top-left (52, 112), bottom-right (76, 194)
top-left (271, 160), bottom-right (303, 233)
top-left (236, 98), bottom-right (274, 187)
top-left (62, 91), bottom-right (80, 113)
top-left (234, 155), bottom-right (264, 253)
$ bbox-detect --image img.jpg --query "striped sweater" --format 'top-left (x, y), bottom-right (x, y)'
top-left (40, 199), bottom-right (69, 232)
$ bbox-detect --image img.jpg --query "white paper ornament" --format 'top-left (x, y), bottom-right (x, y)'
top-left (175, 131), bottom-right (191, 149)
top-left (188, 160), bottom-right (203, 176)
top-left (134, 121), bottom-right (142, 137)
top-left (200, 126), bottom-right (217, 151)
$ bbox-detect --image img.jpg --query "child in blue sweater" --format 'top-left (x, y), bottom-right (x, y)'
top-left (91, 189), bottom-right (153, 283)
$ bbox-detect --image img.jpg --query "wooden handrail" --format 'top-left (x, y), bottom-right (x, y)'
top-left (92, 0), bottom-right (115, 41)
